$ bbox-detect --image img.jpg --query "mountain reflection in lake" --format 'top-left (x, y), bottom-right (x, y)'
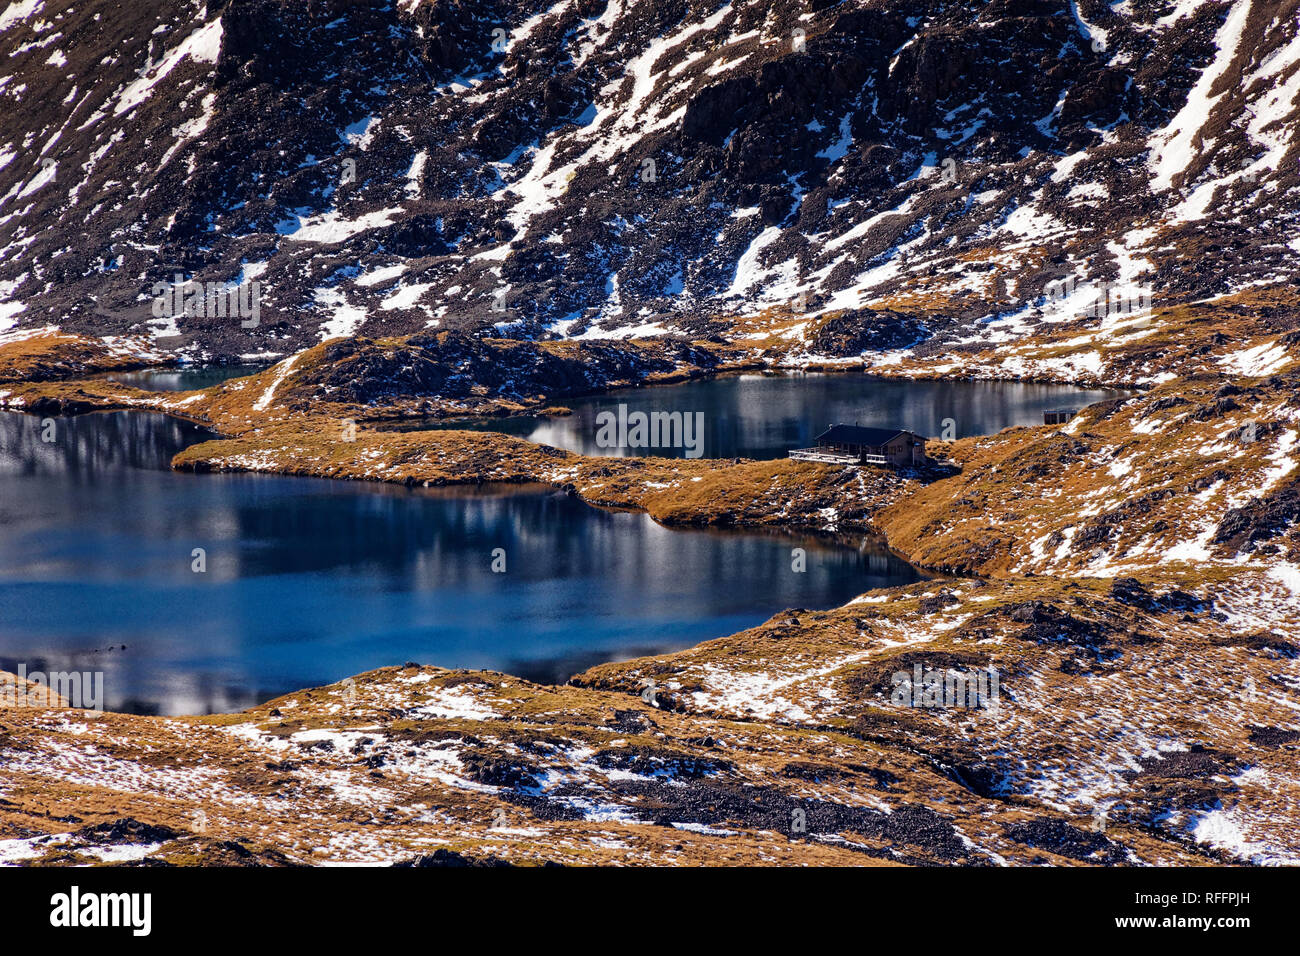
top-left (374, 371), bottom-right (1127, 459)
top-left (0, 410), bottom-right (920, 715)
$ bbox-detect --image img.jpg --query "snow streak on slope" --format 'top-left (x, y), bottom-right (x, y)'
top-left (1148, 0), bottom-right (1252, 194)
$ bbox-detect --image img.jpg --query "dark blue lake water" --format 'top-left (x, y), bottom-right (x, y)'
top-left (374, 372), bottom-right (1125, 459)
top-left (103, 364), bottom-right (268, 391)
top-left (0, 410), bottom-right (918, 715)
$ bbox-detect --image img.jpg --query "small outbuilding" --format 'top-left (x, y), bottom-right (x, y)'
top-left (790, 424), bottom-right (927, 467)
top-left (1043, 409), bottom-right (1075, 426)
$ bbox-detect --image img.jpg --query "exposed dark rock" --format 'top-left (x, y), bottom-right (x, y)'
top-left (808, 310), bottom-right (929, 356)
top-left (593, 746), bottom-right (734, 780)
top-left (1213, 478), bottom-right (1300, 551)
top-left (1247, 726), bottom-right (1300, 746)
top-left (1004, 601), bottom-right (1109, 649)
top-left (917, 590), bottom-right (961, 614)
top-left (460, 750), bottom-right (541, 790)
top-left (1003, 819), bottom-right (1128, 865)
top-left (74, 818), bottom-right (183, 845)
top-left (1109, 577), bottom-right (1205, 614)
top-left (395, 848), bottom-right (515, 868)
top-left (295, 333), bottom-right (719, 406)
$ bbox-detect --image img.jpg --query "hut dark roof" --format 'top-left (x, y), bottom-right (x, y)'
top-left (815, 424), bottom-right (912, 446)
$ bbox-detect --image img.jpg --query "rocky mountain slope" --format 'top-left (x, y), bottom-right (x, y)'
top-left (2, 0), bottom-right (1297, 360)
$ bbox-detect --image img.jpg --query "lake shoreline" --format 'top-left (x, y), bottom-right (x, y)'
top-left (0, 405), bottom-right (926, 715)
